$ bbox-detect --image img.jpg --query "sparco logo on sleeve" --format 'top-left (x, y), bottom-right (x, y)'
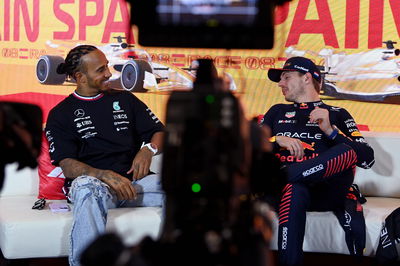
top-left (302, 164), bottom-right (324, 177)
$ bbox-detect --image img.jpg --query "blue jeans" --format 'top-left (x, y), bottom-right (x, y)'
top-left (68, 174), bottom-right (164, 266)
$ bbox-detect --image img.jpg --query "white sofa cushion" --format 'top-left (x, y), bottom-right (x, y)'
top-left (0, 195), bottom-right (162, 259)
top-left (354, 133), bottom-right (400, 198)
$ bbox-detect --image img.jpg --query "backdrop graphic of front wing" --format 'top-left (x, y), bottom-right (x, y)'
top-left (323, 82), bottom-right (400, 104)
top-left (285, 45), bottom-right (400, 104)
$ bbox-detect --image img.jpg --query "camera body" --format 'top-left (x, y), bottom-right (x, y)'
top-left (162, 89), bottom-right (243, 232)
top-left (162, 90), bottom-right (241, 195)
top-left (160, 89), bottom-right (271, 266)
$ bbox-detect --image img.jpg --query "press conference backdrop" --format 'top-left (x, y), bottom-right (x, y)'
top-left (1, 0), bottom-right (400, 132)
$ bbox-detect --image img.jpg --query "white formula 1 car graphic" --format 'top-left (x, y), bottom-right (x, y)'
top-left (284, 41), bottom-right (400, 103)
top-left (36, 37), bottom-right (197, 93)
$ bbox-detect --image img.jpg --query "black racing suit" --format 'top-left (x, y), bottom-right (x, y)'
top-left (261, 100), bottom-right (375, 266)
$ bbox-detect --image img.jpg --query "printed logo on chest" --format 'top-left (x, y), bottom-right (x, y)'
top-left (73, 109), bottom-right (97, 139)
top-left (112, 101), bottom-right (130, 131)
top-left (276, 132), bottom-right (323, 140)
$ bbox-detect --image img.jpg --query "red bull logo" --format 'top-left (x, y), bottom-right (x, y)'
top-left (279, 141), bottom-right (315, 151)
top-left (299, 103), bottom-right (308, 109)
top-left (301, 141), bottom-right (315, 151)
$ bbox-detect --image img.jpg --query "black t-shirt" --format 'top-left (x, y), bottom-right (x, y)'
top-left (45, 90), bottom-right (164, 178)
top-left (261, 101), bottom-right (374, 169)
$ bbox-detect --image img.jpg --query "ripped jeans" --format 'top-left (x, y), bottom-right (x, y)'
top-left (68, 174), bottom-right (164, 266)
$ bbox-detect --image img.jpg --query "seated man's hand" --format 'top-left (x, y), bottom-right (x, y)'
top-left (127, 148), bottom-right (153, 181)
top-left (309, 107), bottom-right (334, 136)
top-left (276, 136), bottom-right (305, 159)
top-left (99, 170), bottom-right (137, 201)
top-left (59, 158), bottom-right (137, 201)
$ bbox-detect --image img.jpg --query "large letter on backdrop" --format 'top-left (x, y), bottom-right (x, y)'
top-left (79, 0), bottom-right (104, 40)
top-left (1, 0), bottom-right (11, 41)
top-left (286, 0), bottom-right (339, 48)
top-left (345, 0), bottom-right (360, 49)
top-left (275, 2), bottom-right (290, 25)
top-left (54, 0), bottom-right (75, 40)
top-left (368, 0), bottom-right (383, 49)
top-left (13, 0), bottom-right (39, 42)
top-left (102, 0), bottom-right (134, 43)
top-left (389, 0), bottom-right (400, 39)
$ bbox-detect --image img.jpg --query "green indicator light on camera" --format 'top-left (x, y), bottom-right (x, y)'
top-left (205, 95), bottom-right (215, 104)
top-left (191, 183), bottom-right (201, 193)
top-left (206, 19), bottom-right (219, 27)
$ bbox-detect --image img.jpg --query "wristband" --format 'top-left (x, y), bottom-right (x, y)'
top-left (327, 126), bottom-right (339, 140)
top-left (141, 142), bottom-right (158, 155)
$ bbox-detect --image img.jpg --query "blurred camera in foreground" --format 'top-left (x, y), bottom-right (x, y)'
top-left (0, 102), bottom-right (42, 190)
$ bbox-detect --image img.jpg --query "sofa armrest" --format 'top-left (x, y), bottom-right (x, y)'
top-left (150, 154), bottom-right (163, 174)
top-left (354, 132), bottom-right (400, 198)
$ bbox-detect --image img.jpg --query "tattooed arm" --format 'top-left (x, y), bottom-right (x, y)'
top-left (60, 158), bottom-right (136, 200)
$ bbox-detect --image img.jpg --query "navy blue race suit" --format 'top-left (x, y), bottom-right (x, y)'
top-left (261, 100), bottom-right (374, 266)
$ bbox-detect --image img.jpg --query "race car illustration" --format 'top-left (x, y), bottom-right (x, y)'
top-left (284, 42), bottom-right (400, 103)
top-left (36, 37), bottom-right (197, 93)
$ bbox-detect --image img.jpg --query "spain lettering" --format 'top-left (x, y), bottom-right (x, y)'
top-left (1, 0), bottom-right (400, 49)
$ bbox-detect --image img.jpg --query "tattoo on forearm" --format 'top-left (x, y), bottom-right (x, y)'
top-left (59, 158), bottom-right (128, 191)
top-left (60, 158), bottom-right (103, 179)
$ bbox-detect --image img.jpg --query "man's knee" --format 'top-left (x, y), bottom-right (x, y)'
top-left (133, 174), bottom-right (163, 193)
top-left (132, 174), bottom-right (164, 207)
top-left (70, 175), bottom-right (110, 202)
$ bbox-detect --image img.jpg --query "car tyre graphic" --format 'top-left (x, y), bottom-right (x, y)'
top-left (120, 60), bottom-right (152, 92)
top-left (36, 55), bottom-right (66, 85)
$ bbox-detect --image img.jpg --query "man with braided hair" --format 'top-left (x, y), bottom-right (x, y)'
top-left (45, 45), bottom-right (165, 266)
top-left (261, 57), bottom-right (375, 266)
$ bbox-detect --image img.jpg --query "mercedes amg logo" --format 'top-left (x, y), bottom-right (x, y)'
top-left (74, 109), bottom-right (85, 117)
